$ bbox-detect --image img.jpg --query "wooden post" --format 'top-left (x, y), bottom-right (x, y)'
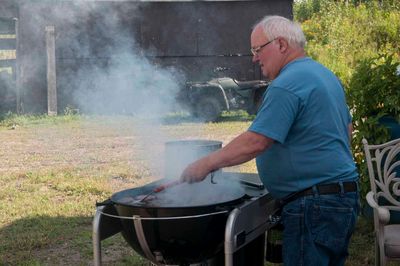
top-left (14, 17), bottom-right (22, 114)
top-left (46, 26), bottom-right (57, 116)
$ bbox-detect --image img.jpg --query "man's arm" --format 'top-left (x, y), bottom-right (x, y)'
top-left (180, 131), bottom-right (274, 183)
top-left (348, 122), bottom-right (353, 144)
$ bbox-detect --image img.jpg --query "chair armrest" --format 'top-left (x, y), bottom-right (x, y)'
top-left (366, 191), bottom-right (391, 224)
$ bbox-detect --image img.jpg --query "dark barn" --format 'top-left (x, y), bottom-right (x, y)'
top-left (0, 0), bottom-right (293, 114)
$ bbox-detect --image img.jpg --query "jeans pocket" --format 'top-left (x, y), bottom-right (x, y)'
top-left (282, 201), bottom-right (304, 236)
top-left (311, 199), bottom-right (356, 253)
top-left (282, 201), bottom-right (305, 265)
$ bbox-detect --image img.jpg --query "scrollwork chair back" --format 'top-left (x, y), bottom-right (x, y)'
top-left (363, 138), bottom-right (400, 209)
top-left (362, 137), bottom-right (400, 266)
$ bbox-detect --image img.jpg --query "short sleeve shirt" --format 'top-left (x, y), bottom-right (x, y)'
top-left (248, 57), bottom-right (358, 199)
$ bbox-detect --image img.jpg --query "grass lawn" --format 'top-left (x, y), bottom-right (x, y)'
top-left (0, 113), bottom-right (384, 265)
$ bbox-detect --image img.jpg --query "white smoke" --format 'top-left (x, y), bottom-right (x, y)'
top-left (20, 1), bottom-right (186, 116)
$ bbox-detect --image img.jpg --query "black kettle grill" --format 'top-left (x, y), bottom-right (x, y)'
top-left (92, 140), bottom-right (281, 265)
top-left (93, 172), bottom-right (280, 266)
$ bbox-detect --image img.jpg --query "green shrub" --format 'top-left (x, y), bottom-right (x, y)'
top-left (296, 1), bottom-right (400, 87)
top-left (294, 0), bottom-right (322, 22)
top-left (347, 53), bottom-right (400, 199)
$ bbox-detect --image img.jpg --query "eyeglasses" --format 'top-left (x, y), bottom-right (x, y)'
top-left (250, 38), bottom-right (276, 56)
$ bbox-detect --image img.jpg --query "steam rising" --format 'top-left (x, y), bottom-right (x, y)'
top-left (15, 2), bottom-right (230, 184)
top-left (69, 54), bottom-right (184, 116)
top-left (21, 1), bottom-right (185, 116)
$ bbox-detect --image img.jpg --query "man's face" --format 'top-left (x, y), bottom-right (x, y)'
top-left (250, 25), bottom-right (280, 80)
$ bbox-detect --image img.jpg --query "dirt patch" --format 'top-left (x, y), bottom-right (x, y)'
top-left (0, 119), bottom-right (164, 179)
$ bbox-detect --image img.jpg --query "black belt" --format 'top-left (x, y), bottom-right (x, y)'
top-left (281, 181), bottom-right (358, 206)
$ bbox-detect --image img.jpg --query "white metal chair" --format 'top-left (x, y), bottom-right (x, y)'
top-left (363, 137), bottom-right (400, 266)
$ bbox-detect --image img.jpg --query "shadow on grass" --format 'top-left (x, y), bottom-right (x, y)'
top-left (0, 214), bottom-right (379, 265)
top-left (0, 215), bottom-right (93, 264)
top-left (0, 214), bottom-right (149, 265)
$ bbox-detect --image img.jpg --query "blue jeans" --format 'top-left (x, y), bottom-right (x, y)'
top-left (281, 187), bottom-right (359, 266)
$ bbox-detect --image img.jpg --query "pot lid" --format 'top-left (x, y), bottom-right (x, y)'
top-left (111, 178), bottom-right (245, 208)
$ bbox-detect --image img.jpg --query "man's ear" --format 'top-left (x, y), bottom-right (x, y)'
top-left (278, 38), bottom-right (289, 53)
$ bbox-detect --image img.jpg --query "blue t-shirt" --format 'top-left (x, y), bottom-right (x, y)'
top-left (248, 57), bottom-right (358, 199)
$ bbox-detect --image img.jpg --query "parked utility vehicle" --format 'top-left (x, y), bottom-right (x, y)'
top-left (179, 77), bottom-right (269, 121)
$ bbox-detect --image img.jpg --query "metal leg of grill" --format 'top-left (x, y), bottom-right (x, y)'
top-left (92, 202), bottom-right (124, 265)
top-left (93, 206), bottom-right (103, 266)
top-left (224, 208), bottom-right (239, 266)
top-left (133, 216), bottom-right (162, 265)
top-left (224, 195), bottom-right (275, 266)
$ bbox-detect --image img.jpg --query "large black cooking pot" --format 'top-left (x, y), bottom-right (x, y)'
top-left (108, 177), bottom-right (246, 265)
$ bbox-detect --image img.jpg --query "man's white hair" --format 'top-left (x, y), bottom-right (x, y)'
top-left (255, 15), bottom-right (306, 48)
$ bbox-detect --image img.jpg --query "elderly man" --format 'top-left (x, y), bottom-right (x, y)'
top-left (181, 15), bottom-right (359, 266)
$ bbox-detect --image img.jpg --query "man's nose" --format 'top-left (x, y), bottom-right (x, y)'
top-left (252, 54), bottom-right (259, 63)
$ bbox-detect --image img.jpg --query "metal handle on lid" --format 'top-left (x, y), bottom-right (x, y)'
top-left (133, 209), bottom-right (229, 220)
top-left (98, 209), bottom-right (229, 220)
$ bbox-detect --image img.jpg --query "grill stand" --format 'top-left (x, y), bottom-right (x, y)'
top-left (224, 193), bottom-right (279, 266)
top-left (133, 215), bottom-right (161, 264)
top-left (92, 173), bottom-right (279, 266)
top-left (92, 207), bottom-right (102, 266)
top-left (93, 202), bottom-right (124, 266)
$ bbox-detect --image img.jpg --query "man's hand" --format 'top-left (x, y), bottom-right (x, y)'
top-left (180, 131), bottom-right (273, 183)
top-left (180, 157), bottom-right (213, 183)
